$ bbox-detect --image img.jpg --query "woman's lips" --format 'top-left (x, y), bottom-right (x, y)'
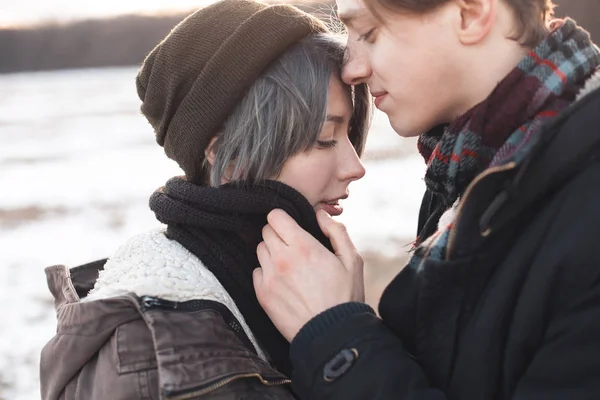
top-left (319, 201), bottom-right (343, 216)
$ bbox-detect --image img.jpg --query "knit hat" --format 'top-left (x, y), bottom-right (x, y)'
top-left (136, 0), bottom-right (328, 183)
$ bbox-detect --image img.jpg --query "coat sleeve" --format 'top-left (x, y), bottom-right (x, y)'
top-left (289, 304), bottom-right (448, 400)
top-left (290, 286), bottom-right (600, 400)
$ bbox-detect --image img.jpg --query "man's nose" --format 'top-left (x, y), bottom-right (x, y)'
top-left (342, 48), bottom-right (372, 85)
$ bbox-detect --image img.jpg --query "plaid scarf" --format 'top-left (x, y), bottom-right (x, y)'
top-left (411, 19), bottom-right (600, 269)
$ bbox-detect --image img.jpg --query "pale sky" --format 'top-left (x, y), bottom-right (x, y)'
top-left (1, 0), bottom-right (220, 26)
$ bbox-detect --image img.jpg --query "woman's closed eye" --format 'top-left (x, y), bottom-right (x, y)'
top-left (317, 139), bottom-right (337, 148)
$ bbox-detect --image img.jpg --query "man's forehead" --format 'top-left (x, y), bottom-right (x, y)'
top-left (336, 0), bottom-right (367, 25)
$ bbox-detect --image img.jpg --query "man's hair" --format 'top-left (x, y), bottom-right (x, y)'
top-left (366, 0), bottom-right (556, 48)
top-left (205, 33), bottom-right (370, 186)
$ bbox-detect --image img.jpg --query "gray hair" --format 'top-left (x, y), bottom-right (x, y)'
top-left (206, 33), bottom-right (371, 186)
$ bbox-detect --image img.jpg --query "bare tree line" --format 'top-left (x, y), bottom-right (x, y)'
top-left (0, 14), bottom-right (185, 73)
top-left (0, 0), bottom-right (597, 74)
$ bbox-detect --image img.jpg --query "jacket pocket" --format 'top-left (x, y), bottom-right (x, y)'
top-left (115, 319), bottom-right (157, 374)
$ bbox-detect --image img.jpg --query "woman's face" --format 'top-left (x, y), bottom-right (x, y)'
top-left (276, 76), bottom-right (366, 216)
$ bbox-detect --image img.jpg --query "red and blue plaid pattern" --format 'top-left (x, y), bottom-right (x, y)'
top-left (411, 19), bottom-right (600, 269)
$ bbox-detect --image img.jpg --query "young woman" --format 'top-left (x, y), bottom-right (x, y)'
top-left (39, 1), bottom-right (370, 399)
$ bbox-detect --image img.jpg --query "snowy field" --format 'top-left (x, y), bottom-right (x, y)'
top-left (0, 66), bottom-right (425, 399)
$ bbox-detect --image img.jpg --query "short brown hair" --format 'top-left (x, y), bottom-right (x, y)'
top-left (366, 0), bottom-right (556, 48)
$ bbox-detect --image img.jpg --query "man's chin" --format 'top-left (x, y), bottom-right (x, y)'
top-left (388, 114), bottom-right (434, 138)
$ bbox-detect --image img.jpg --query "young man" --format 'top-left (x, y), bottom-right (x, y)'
top-left (253, 0), bottom-right (600, 398)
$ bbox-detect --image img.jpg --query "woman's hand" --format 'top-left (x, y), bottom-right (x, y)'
top-left (253, 208), bottom-right (365, 342)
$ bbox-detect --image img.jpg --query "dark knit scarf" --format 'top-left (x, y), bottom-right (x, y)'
top-left (411, 19), bottom-right (600, 267)
top-left (149, 177), bottom-right (333, 378)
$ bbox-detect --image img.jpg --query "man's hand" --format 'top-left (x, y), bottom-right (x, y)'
top-left (253, 208), bottom-right (365, 342)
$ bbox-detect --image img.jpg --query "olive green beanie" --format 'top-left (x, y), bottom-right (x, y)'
top-left (136, 0), bottom-right (328, 183)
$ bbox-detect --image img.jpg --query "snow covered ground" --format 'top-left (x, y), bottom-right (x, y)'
top-left (0, 66), bottom-right (425, 399)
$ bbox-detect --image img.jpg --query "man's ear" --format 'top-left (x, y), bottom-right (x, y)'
top-left (455, 0), bottom-right (497, 45)
top-left (205, 136), bottom-right (218, 166)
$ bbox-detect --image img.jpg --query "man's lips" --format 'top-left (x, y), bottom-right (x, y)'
top-left (372, 92), bottom-right (388, 108)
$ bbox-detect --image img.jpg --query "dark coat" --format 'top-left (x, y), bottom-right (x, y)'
top-left (288, 81), bottom-right (600, 399)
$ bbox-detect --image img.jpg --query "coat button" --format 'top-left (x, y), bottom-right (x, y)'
top-left (323, 348), bottom-right (359, 382)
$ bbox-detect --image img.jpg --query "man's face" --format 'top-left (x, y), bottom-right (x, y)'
top-left (337, 0), bottom-right (468, 137)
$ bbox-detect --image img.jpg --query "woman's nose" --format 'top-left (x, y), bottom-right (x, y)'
top-left (339, 143), bottom-right (366, 183)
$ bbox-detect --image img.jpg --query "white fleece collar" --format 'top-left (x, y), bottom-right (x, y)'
top-left (85, 228), bottom-right (266, 361)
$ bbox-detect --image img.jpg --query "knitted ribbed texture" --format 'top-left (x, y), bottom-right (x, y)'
top-left (136, 0), bottom-right (327, 183)
top-left (149, 177), bottom-right (334, 378)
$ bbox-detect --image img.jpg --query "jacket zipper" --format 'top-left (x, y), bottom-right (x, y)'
top-left (165, 373), bottom-right (291, 400)
top-left (446, 162), bottom-right (517, 260)
top-left (140, 296), bottom-right (246, 335)
top-left (141, 296), bottom-right (220, 312)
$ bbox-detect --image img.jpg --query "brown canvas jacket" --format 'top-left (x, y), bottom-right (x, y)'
top-left (40, 231), bottom-right (296, 400)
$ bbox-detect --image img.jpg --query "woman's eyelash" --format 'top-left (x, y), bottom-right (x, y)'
top-left (317, 140), bottom-right (337, 148)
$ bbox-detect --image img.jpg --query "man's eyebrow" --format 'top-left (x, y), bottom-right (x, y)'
top-left (326, 114), bottom-right (345, 124)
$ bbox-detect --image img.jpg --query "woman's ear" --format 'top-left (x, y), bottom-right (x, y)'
top-left (205, 136), bottom-right (218, 166)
